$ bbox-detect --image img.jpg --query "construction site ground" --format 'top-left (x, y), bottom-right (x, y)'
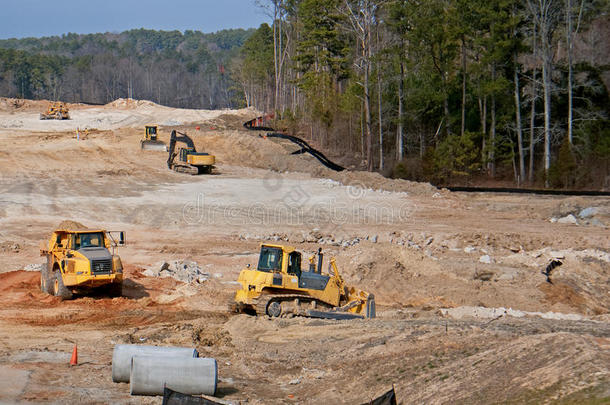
top-left (0, 98), bottom-right (608, 404)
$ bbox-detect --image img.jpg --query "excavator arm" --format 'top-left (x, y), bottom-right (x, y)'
top-left (167, 130), bottom-right (197, 168)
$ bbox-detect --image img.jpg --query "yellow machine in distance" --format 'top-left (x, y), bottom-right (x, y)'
top-left (167, 130), bottom-right (215, 175)
top-left (232, 244), bottom-right (375, 319)
top-left (140, 125), bottom-right (167, 151)
top-left (40, 225), bottom-right (125, 300)
top-left (40, 101), bottom-right (70, 120)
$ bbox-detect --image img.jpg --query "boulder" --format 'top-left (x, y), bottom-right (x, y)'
top-left (557, 214), bottom-right (578, 224)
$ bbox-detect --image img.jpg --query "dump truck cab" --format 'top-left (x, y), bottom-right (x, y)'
top-left (234, 244), bottom-right (375, 319)
top-left (41, 228), bottom-right (125, 299)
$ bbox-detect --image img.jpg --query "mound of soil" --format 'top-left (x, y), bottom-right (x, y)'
top-left (55, 220), bottom-right (88, 231)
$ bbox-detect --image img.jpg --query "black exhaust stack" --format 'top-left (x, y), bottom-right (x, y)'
top-left (317, 248), bottom-right (323, 274)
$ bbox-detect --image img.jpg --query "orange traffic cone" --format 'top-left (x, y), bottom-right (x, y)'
top-left (69, 345), bottom-right (78, 366)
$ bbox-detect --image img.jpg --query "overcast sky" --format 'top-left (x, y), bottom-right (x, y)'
top-left (0, 0), bottom-right (271, 39)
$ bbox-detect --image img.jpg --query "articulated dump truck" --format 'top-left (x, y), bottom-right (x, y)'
top-left (231, 244), bottom-right (375, 320)
top-left (40, 222), bottom-right (125, 300)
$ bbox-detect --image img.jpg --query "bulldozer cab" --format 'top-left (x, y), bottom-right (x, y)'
top-left (145, 125), bottom-right (158, 141)
top-left (141, 125), bottom-right (166, 151)
top-left (257, 245), bottom-right (283, 272)
top-left (257, 245), bottom-right (302, 277)
top-left (288, 251), bottom-right (301, 277)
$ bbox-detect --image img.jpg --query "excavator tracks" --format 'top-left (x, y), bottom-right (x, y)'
top-left (172, 163), bottom-right (200, 175)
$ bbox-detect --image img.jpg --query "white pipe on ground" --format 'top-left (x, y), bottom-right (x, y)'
top-left (112, 344), bottom-right (198, 383)
top-left (129, 356), bottom-right (217, 396)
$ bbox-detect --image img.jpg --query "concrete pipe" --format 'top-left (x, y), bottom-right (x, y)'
top-left (129, 356), bottom-right (217, 396)
top-left (112, 344), bottom-right (198, 383)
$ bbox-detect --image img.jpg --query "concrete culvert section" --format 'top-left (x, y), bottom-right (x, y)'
top-left (129, 356), bottom-right (217, 396)
top-left (112, 344), bottom-right (198, 383)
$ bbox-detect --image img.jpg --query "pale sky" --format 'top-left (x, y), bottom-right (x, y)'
top-left (0, 0), bottom-right (271, 39)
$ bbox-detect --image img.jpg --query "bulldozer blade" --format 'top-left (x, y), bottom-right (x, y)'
top-left (366, 294), bottom-right (376, 318)
top-left (141, 141), bottom-right (167, 152)
top-left (305, 310), bottom-right (364, 320)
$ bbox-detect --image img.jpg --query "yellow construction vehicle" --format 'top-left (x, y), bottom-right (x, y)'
top-left (40, 101), bottom-right (70, 120)
top-left (167, 130), bottom-right (215, 175)
top-left (140, 125), bottom-right (167, 151)
top-left (40, 224), bottom-right (125, 300)
top-left (232, 244), bottom-right (375, 319)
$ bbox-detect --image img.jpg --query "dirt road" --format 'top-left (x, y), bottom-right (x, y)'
top-left (0, 98), bottom-right (608, 404)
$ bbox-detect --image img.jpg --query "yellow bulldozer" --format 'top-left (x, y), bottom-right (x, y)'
top-left (167, 130), bottom-right (215, 175)
top-left (232, 244), bottom-right (375, 319)
top-left (40, 101), bottom-right (70, 120)
top-left (40, 223), bottom-right (125, 300)
top-left (140, 125), bottom-right (167, 151)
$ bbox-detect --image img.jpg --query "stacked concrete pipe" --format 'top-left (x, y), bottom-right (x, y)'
top-left (112, 344), bottom-right (199, 383)
top-left (130, 356), bottom-right (217, 396)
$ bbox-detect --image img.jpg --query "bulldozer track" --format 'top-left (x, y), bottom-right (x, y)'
top-left (254, 294), bottom-right (332, 317)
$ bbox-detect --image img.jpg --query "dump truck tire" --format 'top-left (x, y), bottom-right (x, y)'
top-left (40, 271), bottom-right (50, 294)
top-left (53, 271), bottom-right (73, 300)
top-left (40, 257), bottom-right (53, 294)
top-left (40, 271), bottom-right (53, 294)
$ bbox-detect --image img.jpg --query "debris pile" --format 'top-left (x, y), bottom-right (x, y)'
top-left (23, 263), bottom-right (44, 272)
top-left (0, 241), bottom-right (21, 253)
top-left (143, 260), bottom-right (209, 283)
top-left (439, 305), bottom-right (586, 321)
top-left (550, 205), bottom-right (607, 227)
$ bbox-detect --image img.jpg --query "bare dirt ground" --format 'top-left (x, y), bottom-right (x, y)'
top-left (0, 97), bottom-right (608, 404)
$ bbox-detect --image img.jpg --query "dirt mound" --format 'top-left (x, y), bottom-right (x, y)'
top-left (317, 168), bottom-right (439, 196)
top-left (0, 97), bottom-right (50, 112)
top-left (398, 332), bottom-right (610, 404)
top-left (0, 271), bottom-right (39, 293)
top-left (340, 245), bottom-right (453, 307)
top-left (195, 129), bottom-right (437, 195)
top-left (55, 220), bottom-right (88, 231)
top-left (105, 98), bottom-right (157, 109)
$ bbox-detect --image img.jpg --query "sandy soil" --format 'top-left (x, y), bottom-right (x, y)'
top-left (0, 97), bottom-right (608, 404)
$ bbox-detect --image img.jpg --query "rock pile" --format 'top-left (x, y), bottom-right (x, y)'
top-left (0, 241), bottom-right (21, 253)
top-left (143, 260), bottom-right (209, 283)
top-left (550, 206), bottom-right (607, 227)
top-left (24, 263), bottom-right (44, 272)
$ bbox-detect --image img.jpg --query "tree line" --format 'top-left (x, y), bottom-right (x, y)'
top-left (0, 28), bottom-right (252, 109)
top-left (0, 3), bottom-right (608, 188)
top-left (236, 0), bottom-right (609, 188)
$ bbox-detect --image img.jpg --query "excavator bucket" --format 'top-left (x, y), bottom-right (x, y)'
top-left (140, 140), bottom-right (167, 151)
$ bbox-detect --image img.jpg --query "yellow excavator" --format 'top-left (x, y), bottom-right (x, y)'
top-left (167, 130), bottom-right (215, 175)
top-left (140, 125), bottom-right (167, 151)
top-left (40, 102), bottom-right (70, 120)
top-left (232, 244), bottom-right (375, 319)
